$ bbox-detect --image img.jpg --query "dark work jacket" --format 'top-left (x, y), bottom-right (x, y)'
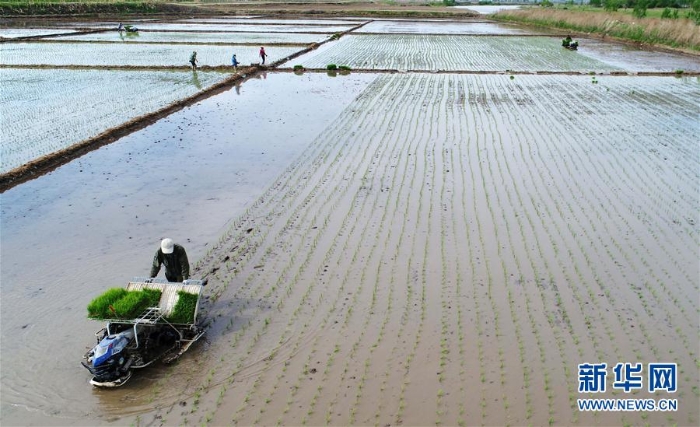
top-left (150, 244), bottom-right (190, 282)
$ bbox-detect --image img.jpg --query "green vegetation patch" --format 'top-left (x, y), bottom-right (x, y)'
top-left (0, 1), bottom-right (192, 17)
top-left (491, 8), bottom-right (700, 51)
top-left (88, 288), bottom-right (162, 319)
top-left (87, 287), bottom-right (127, 319)
top-left (166, 291), bottom-right (198, 324)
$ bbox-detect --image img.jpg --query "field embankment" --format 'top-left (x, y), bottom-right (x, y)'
top-left (0, 0), bottom-right (479, 18)
top-left (491, 8), bottom-right (700, 52)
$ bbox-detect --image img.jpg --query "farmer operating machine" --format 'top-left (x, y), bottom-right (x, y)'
top-left (82, 278), bottom-right (205, 387)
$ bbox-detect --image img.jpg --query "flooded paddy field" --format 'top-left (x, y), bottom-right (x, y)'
top-left (56, 31), bottom-right (327, 45)
top-left (1, 13), bottom-right (699, 427)
top-left (355, 20), bottom-right (536, 35)
top-left (178, 18), bottom-right (366, 26)
top-left (0, 28), bottom-right (81, 38)
top-left (174, 73), bottom-right (699, 427)
top-left (295, 34), bottom-right (624, 72)
top-left (1, 42), bottom-right (303, 67)
top-left (128, 23), bottom-right (356, 34)
top-left (0, 68), bottom-right (229, 173)
top-left (0, 71), bottom-right (376, 426)
top-left (294, 33), bottom-right (700, 73)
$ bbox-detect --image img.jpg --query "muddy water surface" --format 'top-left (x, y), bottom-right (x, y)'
top-left (578, 38), bottom-right (700, 72)
top-left (0, 72), bottom-right (375, 426)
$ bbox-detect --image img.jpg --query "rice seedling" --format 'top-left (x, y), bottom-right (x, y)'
top-left (166, 290), bottom-right (198, 324)
top-left (86, 287), bottom-right (128, 318)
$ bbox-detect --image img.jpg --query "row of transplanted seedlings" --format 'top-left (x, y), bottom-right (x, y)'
top-left (227, 101), bottom-right (380, 425)
top-left (475, 75), bottom-right (602, 425)
top-left (269, 75), bottom-right (431, 427)
top-left (298, 35), bottom-right (622, 73)
top-left (337, 74), bottom-right (436, 426)
top-left (552, 78), bottom-right (698, 424)
top-left (433, 76), bottom-right (462, 426)
top-left (181, 112), bottom-right (358, 424)
top-left (290, 74), bottom-right (436, 426)
top-left (273, 75), bottom-right (418, 426)
top-left (478, 74), bottom-right (695, 426)
top-left (489, 75), bottom-right (628, 422)
top-left (183, 74), bottom-right (412, 425)
top-left (446, 77), bottom-right (484, 427)
top-left (540, 78), bottom-right (699, 338)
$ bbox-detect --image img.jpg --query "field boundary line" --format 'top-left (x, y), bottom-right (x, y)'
top-left (13, 39), bottom-right (315, 47)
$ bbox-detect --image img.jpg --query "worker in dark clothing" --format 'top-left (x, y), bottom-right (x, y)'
top-left (562, 35), bottom-right (572, 47)
top-left (150, 238), bottom-right (190, 282)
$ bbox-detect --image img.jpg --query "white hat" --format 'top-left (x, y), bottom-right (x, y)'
top-left (161, 238), bottom-right (174, 254)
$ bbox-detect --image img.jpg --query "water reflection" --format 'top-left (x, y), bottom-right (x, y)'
top-left (118, 31), bottom-right (140, 41)
top-left (190, 70), bottom-right (201, 89)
